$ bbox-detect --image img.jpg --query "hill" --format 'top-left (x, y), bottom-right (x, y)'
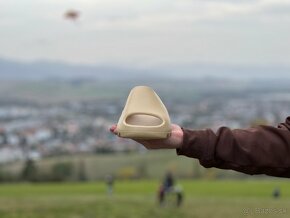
top-left (1, 58), bottom-right (290, 81)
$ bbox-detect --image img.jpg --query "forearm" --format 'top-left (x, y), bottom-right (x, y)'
top-left (177, 117), bottom-right (290, 177)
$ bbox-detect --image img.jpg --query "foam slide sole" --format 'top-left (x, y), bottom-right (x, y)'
top-left (116, 86), bottom-right (171, 139)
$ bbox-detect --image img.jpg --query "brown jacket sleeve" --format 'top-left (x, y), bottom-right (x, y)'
top-left (177, 117), bottom-right (290, 178)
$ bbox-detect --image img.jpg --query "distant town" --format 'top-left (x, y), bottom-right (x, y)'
top-left (0, 78), bottom-right (290, 163)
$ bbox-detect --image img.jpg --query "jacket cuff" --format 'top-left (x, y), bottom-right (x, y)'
top-left (176, 128), bottom-right (211, 161)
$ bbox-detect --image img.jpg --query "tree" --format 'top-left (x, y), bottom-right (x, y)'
top-left (51, 162), bottom-right (74, 181)
top-left (78, 159), bottom-right (87, 181)
top-left (21, 159), bottom-right (37, 181)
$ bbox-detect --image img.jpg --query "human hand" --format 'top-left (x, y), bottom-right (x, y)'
top-left (109, 124), bottom-right (183, 149)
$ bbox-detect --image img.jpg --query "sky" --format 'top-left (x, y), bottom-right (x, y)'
top-left (0, 0), bottom-right (290, 68)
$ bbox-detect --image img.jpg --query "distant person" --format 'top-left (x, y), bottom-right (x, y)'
top-left (272, 187), bottom-right (281, 199)
top-left (157, 172), bottom-right (183, 207)
top-left (157, 184), bottom-right (165, 206)
top-left (175, 184), bottom-right (183, 207)
top-left (163, 171), bottom-right (174, 192)
top-left (110, 116), bottom-right (290, 178)
top-left (105, 175), bottom-right (114, 195)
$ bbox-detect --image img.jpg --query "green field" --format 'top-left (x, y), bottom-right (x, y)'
top-left (0, 180), bottom-right (289, 218)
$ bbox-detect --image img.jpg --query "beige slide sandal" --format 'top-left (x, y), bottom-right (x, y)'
top-left (116, 86), bottom-right (171, 139)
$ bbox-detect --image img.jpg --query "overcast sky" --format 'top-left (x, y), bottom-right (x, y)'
top-left (0, 0), bottom-right (290, 68)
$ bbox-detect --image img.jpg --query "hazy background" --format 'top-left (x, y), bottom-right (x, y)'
top-left (0, 1), bottom-right (290, 218)
top-left (1, 0), bottom-right (290, 79)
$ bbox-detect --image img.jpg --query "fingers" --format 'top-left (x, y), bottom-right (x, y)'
top-left (109, 124), bottom-right (118, 135)
top-left (109, 123), bottom-right (183, 149)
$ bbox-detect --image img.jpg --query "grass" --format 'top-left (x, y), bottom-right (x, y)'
top-left (0, 180), bottom-right (290, 218)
